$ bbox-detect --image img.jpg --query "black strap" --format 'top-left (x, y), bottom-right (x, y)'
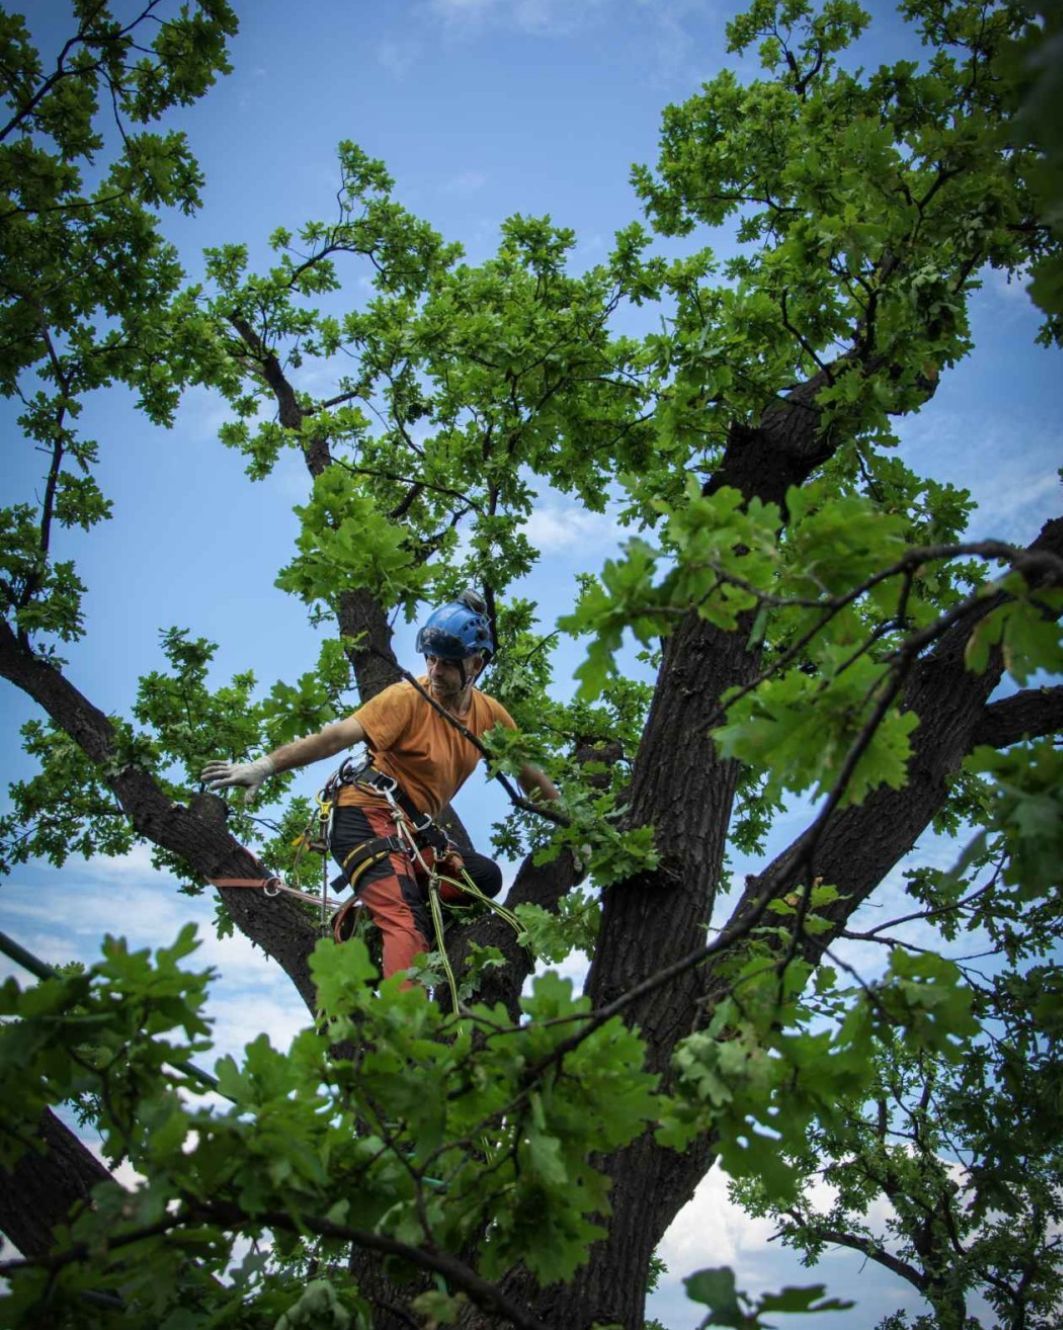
top-left (340, 834), bottom-right (406, 873)
top-left (330, 833), bottom-right (407, 895)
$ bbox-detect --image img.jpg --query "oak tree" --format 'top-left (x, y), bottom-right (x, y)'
top-left (1, 2), bottom-right (1061, 1328)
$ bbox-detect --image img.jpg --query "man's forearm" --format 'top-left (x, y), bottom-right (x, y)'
top-left (201, 716), bottom-right (364, 803)
top-left (269, 719), bottom-right (363, 774)
top-left (519, 763), bottom-right (560, 804)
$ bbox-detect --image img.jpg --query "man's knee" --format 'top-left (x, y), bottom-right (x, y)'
top-left (468, 853), bottom-right (502, 899)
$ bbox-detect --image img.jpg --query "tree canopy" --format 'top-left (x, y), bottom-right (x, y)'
top-left (1, 2), bottom-right (1061, 1328)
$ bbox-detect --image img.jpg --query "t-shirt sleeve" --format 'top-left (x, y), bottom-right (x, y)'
top-left (352, 682), bottom-right (416, 752)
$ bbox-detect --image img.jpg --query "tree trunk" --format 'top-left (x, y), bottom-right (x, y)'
top-left (508, 525), bottom-right (1062, 1328)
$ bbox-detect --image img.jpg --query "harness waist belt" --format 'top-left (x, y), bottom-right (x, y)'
top-left (335, 758), bottom-right (439, 835)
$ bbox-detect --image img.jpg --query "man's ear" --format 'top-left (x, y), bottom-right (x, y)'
top-left (468, 653), bottom-right (484, 681)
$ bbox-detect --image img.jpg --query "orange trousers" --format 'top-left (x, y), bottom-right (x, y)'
top-left (329, 803), bottom-right (502, 982)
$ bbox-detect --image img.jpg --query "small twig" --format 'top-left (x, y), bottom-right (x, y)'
top-left (780, 287), bottom-right (833, 380)
top-left (706, 539), bottom-right (1049, 725)
top-left (841, 877), bottom-right (999, 944)
top-left (333, 449), bottom-right (484, 512)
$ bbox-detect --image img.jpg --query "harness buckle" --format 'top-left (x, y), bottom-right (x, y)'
top-left (342, 762), bottom-right (440, 842)
top-left (263, 877), bottom-right (282, 897)
top-left (370, 771), bottom-right (399, 796)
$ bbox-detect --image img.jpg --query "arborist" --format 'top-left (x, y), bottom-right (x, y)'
top-left (201, 593), bottom-right (559, 983)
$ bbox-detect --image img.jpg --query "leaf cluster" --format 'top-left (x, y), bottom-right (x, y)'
top-left (1, 3), bottom-right (237, 657)
top-left (659, 903), bottom-right (980, 1205)
top-left (1, 929), bottom-right (665, 1323)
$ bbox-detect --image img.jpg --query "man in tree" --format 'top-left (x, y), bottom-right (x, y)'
top-left (2, 1), bottom-right (1062, 1325)
top-left (201, 592), bottom-right (559, 982)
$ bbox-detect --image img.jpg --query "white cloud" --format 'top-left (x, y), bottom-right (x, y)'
top-left (1, 852), bottom-right (190, 966)
top-left (0, 861), bottom-right (313, 1073)
top-left (521, 501), bottom-right (630, 553)
top-left (524, 950), bottom-right (591, 996)
top-left (85, 842), bottom-right (169, 885)
top-left (173, 385), bottom-right (233, 447)
top-left (205, 988), bottom-right (309, 1068)
top-left (633, 0), bottom-right (718, 89)
top-left (86, 1135), bottom-right (145, 1191)
top-left (658, 1161), bottom-right (773, 1272)
top-left (427, 0), bottom-right (611, 36)
top-left (430, 0), bottom-right (496, 21)
top-left (968, 467), bottom-right (1061, 542)
top-left (983, 264), bottom-right (1038, 311)
top-left (896, 412), bottom-right (1060, 546)
top-left (649, 1158), bottom-right (934, 1328)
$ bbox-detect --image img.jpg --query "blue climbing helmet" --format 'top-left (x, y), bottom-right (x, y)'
top-left (415, 591), bottom-right (494, 663)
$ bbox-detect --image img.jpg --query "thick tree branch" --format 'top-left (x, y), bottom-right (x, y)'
top-left (728, 513), bottom-right (1063, 956)
top-left (227, 312), bottom-right (331, 473)
top-left (222, 320), bottom-right (404, 699)
top-left (447, 851), bottom-right (580, 1019)
top-left (335, 586), bottom-right (402, 701)
top-left (971, 685), bottom-right (1063, 751)
top-left (0, 1109), bottom-right (116, 1260)
top-left (0, 617), bottom-right (321, 1012)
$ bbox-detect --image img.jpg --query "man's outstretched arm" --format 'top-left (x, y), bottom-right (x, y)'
top-left (201, 715), bottom-right (367, 802)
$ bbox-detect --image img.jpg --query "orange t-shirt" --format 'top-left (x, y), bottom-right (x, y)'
top-left (335, 678), bottom-right (516, 818)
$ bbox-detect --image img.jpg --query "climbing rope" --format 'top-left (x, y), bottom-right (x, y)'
top-left (367, 776), bottom-right (524, 1008)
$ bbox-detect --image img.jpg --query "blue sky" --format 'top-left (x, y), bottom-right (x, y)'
top-left (2, 2), bottom-right (1061, 1325)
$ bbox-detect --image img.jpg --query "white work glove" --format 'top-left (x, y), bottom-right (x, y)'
top-left (200, 755), bottom-right (275, 804)
top-left (572, 843), bottom-right (593, 883)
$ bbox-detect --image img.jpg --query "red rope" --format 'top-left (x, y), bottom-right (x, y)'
top-left (209, 876), bottom-right (281, 890)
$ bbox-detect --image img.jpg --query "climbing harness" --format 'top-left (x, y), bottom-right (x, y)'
top-left (327, 757), bottom-right (449, 846)
top-left (322, 758), bottom-right (522, 999)
top-left (210, 756), bottom-right (523, 1002)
